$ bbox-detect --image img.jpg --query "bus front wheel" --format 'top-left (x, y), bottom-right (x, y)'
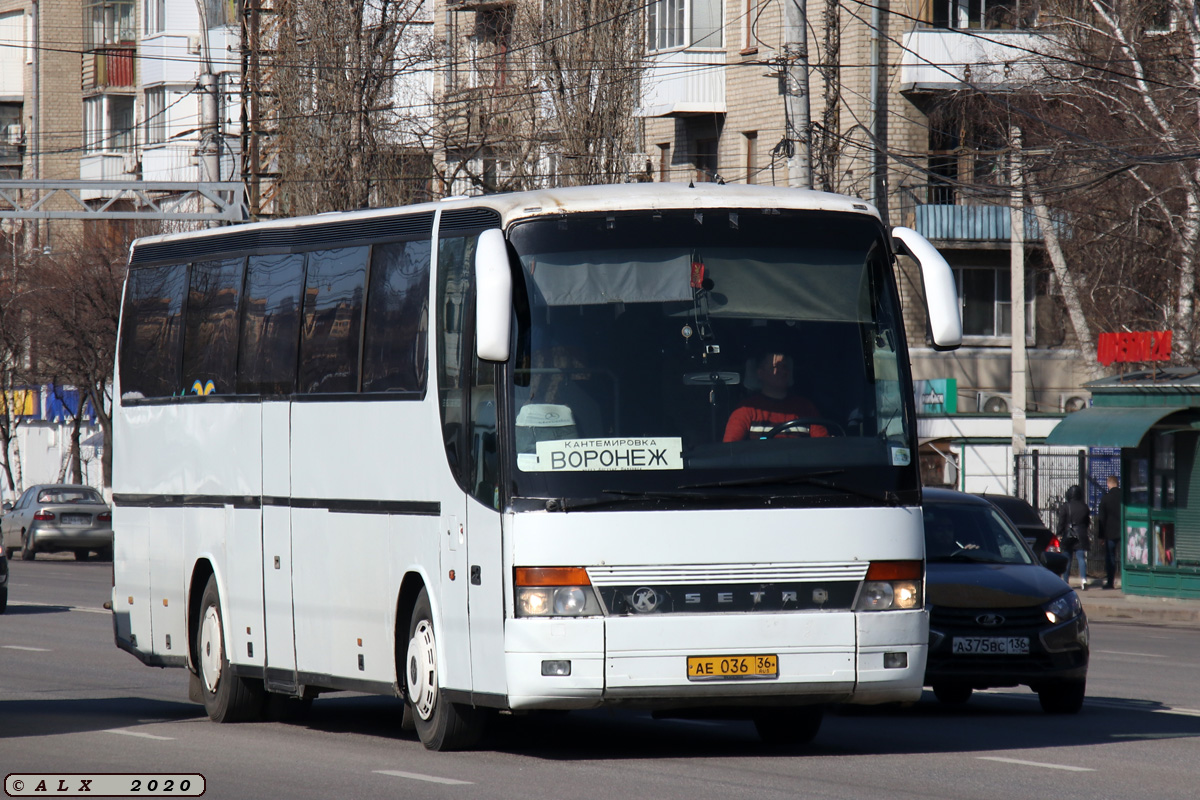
top-left (196, 575), bottom-right (263, 722)
top-left (404, 588), bottom-right (484, 750)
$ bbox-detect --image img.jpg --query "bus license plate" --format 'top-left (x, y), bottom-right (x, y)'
top-left (687, 654), bottom-right (778, 680)
top-left (952, 637), bottom-right (1029, 655)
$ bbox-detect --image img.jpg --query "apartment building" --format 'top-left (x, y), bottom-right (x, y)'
top-left (635, 0), bottom-right (1093, 492)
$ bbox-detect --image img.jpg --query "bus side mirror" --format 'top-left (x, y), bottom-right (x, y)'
top-left (891, 227), bottom-right (962, 351)
top-left (475, 228), bottom-right (513, 362)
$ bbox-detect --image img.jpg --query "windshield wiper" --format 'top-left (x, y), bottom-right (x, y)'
top-left (536, 488), bottom-right (775, 512)
top-left (679, 470), bottom-right (900, 506)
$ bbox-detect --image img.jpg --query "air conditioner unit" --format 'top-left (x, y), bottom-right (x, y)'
top-left (977, 391), bottom-right (1010, 414)
top-left (1060, 393), bottom-right (1088, 413)
top-left (4, 124), bottom-right (21, 145)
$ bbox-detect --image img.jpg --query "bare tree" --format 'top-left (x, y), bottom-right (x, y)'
top-left (1013, 1), bottom-right (1200, 364)
top-left (271, 0), bottom-right (438, 214)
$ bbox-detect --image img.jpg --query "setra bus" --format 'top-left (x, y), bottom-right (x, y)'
top-left (111, 183), bottom-right (961, 750)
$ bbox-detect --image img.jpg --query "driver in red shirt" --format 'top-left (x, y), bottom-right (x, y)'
top-left (723, 353), bottom-right (829, 441)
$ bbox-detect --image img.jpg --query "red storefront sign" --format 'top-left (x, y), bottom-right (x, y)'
top-left (1096, 331), bottom-right (1172, 366)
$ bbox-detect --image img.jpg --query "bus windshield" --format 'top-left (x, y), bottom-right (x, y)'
top-left (506, 208), bottom-right (917, 509)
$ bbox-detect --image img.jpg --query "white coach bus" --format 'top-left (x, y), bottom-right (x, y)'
top-left (112, 183), bottom-right (961, 750)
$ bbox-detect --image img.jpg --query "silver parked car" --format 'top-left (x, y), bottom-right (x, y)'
top-left (1, 484), bottom-right (112, 561)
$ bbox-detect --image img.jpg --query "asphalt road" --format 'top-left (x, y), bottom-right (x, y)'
top-left (3, 556), bottom-right (1199, 800)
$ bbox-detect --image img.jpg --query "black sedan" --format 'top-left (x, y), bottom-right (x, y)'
top-left (923, 488), bottom-right (1088, 713)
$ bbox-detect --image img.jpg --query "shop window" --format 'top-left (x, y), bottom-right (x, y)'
top-left (1152, 431), bottom-right (1175, 510)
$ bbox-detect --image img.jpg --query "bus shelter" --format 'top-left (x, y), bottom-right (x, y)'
top-left (1046, 368), bottom-right (1200, 599)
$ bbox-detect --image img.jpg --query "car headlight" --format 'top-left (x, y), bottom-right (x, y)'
top-left (515, 567), bottom-right (603, 617)
top-left (1044, 590), bottom-right (1082, 624)
top-left (855, 560), bottom-right (923, 611)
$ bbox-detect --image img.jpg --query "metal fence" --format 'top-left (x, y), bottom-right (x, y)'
top-left (1014, 447), bottom-right (1121, 579)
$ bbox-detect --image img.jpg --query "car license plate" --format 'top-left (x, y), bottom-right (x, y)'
top-left (951, 637), bottom-right (1029, 655)
top-left (687, 654), bottom-right (778, 680)
top-left (61, 514), bottom-right (91, 525)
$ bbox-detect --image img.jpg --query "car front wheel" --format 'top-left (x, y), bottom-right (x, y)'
top-left (1037, 679), bottom-right (1086, 714)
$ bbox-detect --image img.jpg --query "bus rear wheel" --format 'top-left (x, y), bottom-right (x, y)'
top-left (404, 588), bottom-right (484, 751)
top-left (196, 575), bottom-right (262, 722)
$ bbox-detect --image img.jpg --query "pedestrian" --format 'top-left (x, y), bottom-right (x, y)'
top-left (1056, 485), bottom-right (1091, 590)
top-left (1095, 475), bottom-right (1121, 589)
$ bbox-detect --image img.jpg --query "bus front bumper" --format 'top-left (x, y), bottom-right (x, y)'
top-left (504, 609), bottom-right (927, 711)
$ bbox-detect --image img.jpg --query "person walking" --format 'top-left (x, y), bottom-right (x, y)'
top-left (1095, 475), bottom-right (1122, 589)
top-left (1056, 485), bottom-right (1091, 590)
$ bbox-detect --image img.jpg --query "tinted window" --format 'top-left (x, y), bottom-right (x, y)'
top-left (362, 240), bottom-right (431, 393)
top-left (182, 257), bottom-right (244, 395)
top-left (120, 263), bottom-right (187, 398)
top-left (924, 501), bottom-right (1034, 565)
top-left (238, 253), bottom-right (305, 395)
top-left (298, 247), bottom-right (368, 393)
top-left (437, 235), bottom-right (478, 483)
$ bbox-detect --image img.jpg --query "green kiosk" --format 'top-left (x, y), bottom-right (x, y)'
top-left (1047, 368), bottom-right (1200, 599)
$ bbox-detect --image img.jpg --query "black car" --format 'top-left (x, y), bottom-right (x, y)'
top-left (976, 493), bottom-right (1066, 577)
top-left (923, 488), bottom-right (1089, 713)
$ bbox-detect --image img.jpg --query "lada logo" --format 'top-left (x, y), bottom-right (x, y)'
top-left (630, 587), bottom-right (660, 613)
top-left (976, 613), bottom-right (1005, 627)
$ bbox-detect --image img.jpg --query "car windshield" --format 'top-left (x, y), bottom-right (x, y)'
top-left (504, 209), bottom-right (917, 509)
top-left (924, 501), bottom-right (1036, 564)
top-left (38, 488), bottom-right (104, 504)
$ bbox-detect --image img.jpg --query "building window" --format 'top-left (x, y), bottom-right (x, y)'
top-left (953, 265), bottom-right (1033, 341)
top-left (742, 0), bottom-right (760, 51)
top-left (744, 131), bottom-right (757, 184)
top-left (144, 0), bottom-right (165, 34)
top-left (694, 137), bottom-right (717, 182)
top-left (145, 87), bottom-right (166, 144)
top-left (85, 95), bottom-right (135, 152)
top-left (86, 0), bottom-right (135, 48)
top-left (931, 1), bottom-right (1038, 31)
top-left (648, 0), bottom-right (723, 52)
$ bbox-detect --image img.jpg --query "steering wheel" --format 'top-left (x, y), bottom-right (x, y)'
top-left (763, 418), bottom-right (845, 438)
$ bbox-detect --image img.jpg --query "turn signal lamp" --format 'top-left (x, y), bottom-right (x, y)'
top-left (515, 567), bottom-right (603, 618)
top-left (856, 560), bottom-right (923, 611)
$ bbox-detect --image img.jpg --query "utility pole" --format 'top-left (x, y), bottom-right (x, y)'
top-left (783, 0), bottom-right (813, 189)
top-left (1010, 126), bottom-right (1027, 460)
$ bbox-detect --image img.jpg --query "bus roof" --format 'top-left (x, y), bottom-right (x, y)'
top-left (128, 183), bottom-right (882, 260)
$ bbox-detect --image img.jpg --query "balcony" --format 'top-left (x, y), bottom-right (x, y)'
top-left (84, 46), bottom-right (136, 90)
top-left (900, 28), bottom-right (1049, 92)
top-left (636, 49), bottom-right (726, 117)
top-left (898, 184), bottom-right (1053, 243)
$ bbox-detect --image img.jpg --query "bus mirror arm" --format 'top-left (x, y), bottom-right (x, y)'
top-left (475, 228), bottom-right (514, 362)
top-left (891, 227), bottom-right (962, 351)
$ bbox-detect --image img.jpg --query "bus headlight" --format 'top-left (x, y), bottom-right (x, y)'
top-left (514, 567), bottom-right (603, 617)
top-left (855, 561), bottom-right (923, 611)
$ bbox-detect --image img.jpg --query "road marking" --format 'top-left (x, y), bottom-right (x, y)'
top-left (1096, 650), bottom-right (1167, 658)
top-left (977, 757), bottom-right (1094, 772)
top-left (1, 645), bottom-right (51, 652)
top-left (10, 600), bottom-right (110, 615)
top-left (103, 728), bottom-right (175, 741)
top-left (374, 770), bottom-right (473, 786)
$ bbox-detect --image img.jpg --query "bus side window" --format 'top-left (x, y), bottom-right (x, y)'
top-left (120, 263), bottom-right (188, 398)
top-left (182, 257), bottom-right (245, 396)
top-left (298, 247), bottom-right (368, 394)
top-left (237, 252), bottom-right (305, 396)
top-left (362, 239), bottom-right (432, 393)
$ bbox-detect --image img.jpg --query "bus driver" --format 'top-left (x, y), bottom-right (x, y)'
top-left (723, 352), bottom-right (829, 441)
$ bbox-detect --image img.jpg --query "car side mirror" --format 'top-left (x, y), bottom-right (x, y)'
top-left (2, 502), bottom-right (11, 512)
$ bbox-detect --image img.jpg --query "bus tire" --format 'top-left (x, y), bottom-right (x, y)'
top-left (753, 706), bottom-right (823, 747)
top-left (404, 588), bottom-right (484, 751)
top-left (197, 575), bottom-right (262, 722)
